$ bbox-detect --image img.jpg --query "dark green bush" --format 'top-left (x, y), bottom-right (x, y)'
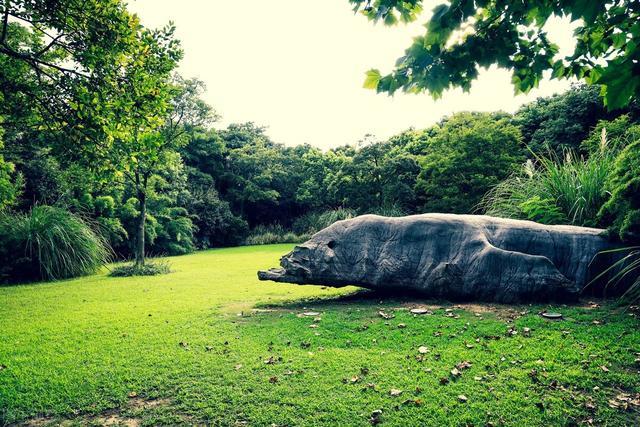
top-left (0, 205), bottom-right (112, 283)
top-left (186, 186), bottom-right (248, 248)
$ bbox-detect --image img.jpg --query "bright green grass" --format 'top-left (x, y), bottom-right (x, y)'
top-left (1, 244), bottom-right (639, 426)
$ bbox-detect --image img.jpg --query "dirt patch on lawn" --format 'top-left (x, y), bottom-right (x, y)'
top-left (399, 301), bottom-right (521, 317)
top-left (16, 397), bottom-right (173, 427)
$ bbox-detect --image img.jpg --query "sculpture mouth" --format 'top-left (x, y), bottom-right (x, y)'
top-left (258, 247), bottom-right (315, 284)
top-left (258, 267), bottom-right (290, 282)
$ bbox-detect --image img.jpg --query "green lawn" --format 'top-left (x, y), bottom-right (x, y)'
top-left (1, 244), bottom-right (639, 426)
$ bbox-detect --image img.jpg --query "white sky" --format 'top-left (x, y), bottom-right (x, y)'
top-left (129, 0), bottom-right (578, 149)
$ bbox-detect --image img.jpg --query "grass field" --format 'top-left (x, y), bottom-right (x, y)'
top-left (1, 244), bottom-right (639, 426)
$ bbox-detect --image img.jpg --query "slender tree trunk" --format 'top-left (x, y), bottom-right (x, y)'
top-left (135, 180), bottom-right (147, 266)
top-left (135, 190), bottom-right (146, 266)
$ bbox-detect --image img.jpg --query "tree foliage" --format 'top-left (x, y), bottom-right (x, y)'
top-left (415, 112), bottom-right (524, 213)
top-left (352, 0), bottom-right (640, 109)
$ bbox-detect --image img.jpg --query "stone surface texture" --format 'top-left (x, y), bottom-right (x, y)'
top-left (258, 214), bottom-right (614, 303)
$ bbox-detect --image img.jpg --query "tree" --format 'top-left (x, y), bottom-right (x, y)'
top-left (515, 84), bottom-right (611, 154)
top-left (353, 0), bottom-right (640, 109)
top-left (415, 112), bottom-right (524, 213)
top-left (87, 26), bottom-right (183, 266)
top-left (116, 71), bottom-right (216, 265)
top-left (0, 117), bottom-right (20, 209)
top-left (0, 0), bottom-right (148, 143)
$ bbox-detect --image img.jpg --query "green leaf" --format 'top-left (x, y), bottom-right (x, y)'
top-left (571, 0), bottom-right (603, 25)
top-left (363, 69), bottom-right (382, 90)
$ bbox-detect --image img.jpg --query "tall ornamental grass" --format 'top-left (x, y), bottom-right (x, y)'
top-left (479, 131), bottom-right (614, 227)
top-left (0, 205), bottom-right (112, 282)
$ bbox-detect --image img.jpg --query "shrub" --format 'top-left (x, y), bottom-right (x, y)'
top-left (0, 205), bottom-right (112, 283)
top-left (186, 186), bottom-right (248, 248)
top-left (109, 260), bottom-right (171, 277)
top-left (152, 207), bottom-right (195, 256)
top-left (244, 224), bottom-right (309, 246)
top-left (599, 139), bottom-right (640, 242)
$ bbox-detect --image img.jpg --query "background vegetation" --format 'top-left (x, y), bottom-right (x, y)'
top-left (0, 1), bottom-right (639, 283)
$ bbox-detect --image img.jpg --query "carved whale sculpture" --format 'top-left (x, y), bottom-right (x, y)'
top-left (258, 214), bottom-right (615, 303)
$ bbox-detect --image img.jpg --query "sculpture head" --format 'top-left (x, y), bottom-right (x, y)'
top-left (257, 216), bottom-right (369, 286)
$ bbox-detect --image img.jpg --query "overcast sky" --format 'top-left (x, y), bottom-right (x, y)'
top-left (129, 0), bottom-right (578, 149)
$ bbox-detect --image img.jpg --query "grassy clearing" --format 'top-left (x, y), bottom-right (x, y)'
top-left (0, 244), bottom-right (639, 426)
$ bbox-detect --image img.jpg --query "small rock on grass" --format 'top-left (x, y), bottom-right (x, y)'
top-left (541, 312), bottom-right (563, 320)
top-left (370, 409), bottom-right (383, 425)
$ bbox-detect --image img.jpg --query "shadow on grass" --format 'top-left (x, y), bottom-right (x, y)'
top-left (255, 287), bottom-right (454, 310)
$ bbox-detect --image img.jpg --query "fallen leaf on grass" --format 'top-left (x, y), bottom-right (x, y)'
top-left (439, 377), bottom-right (449, 385)
top-left (234, 364), bottom-right (243, 370)
top-left (608, 393), bottom-right (640, 410)
top-left (402, 398), bottom-right (423, 406)
top-left (269, 376), bottom-right (278, 384)
top-left (128, 391), bottom-right (137, 398)
top-left (264, 356), bottom-right (282, 365)
top-left (450, 368), bottom-right (461, 377)
top-left (456, 361), bottom-right (472, 370)
top-left (378, 311), bottom-right (394, 319)
top-left (389, 389), bottom-right (403, 396)
top-left (600, 365), bottom-right (610, 372)
top-left (418, 346), bottom-right (430, 354)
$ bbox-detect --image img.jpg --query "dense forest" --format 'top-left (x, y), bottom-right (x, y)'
top-left (1, 1), bottom-right (639, 283)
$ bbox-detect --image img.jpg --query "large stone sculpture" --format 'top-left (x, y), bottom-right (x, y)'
top-left (258, 214), bottom-right (615, 303)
